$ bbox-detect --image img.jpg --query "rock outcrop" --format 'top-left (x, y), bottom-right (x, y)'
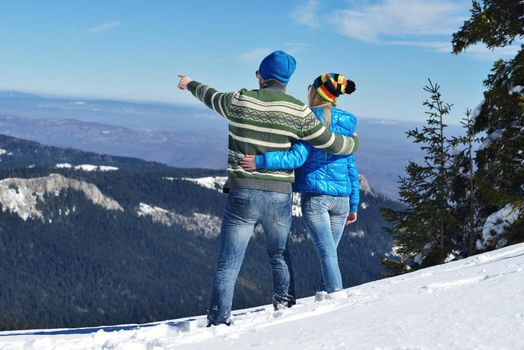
top-left (0, 173), bottom-right (123, 221)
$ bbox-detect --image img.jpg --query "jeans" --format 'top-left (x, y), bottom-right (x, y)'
top-left (301, 194), bottom-right (349, 293)
top-left (207, 188), bottom-right (293, 325)
top-left (283, 237), bottom-right (296, 304)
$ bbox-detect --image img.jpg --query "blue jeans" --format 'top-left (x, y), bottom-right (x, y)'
top-left (207, 188), bottom-right (293, 325)
top-left (301, 194), bottom-right (349, 293)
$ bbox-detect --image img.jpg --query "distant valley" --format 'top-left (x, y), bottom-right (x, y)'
top-left (0, 90), bottom-right (464, 199)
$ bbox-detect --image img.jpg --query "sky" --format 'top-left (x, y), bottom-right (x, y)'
top-left (0, 0), bottom-right (521, 123)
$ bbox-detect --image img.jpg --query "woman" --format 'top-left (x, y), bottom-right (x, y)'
top-left (241, 72), bottom-right (359, 299)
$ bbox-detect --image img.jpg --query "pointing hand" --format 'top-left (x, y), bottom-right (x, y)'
top-left (177, 75), bottom-right (193, 90)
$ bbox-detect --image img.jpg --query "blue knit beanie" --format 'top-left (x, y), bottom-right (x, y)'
top-left (258, 50), bottom-right (296, 84)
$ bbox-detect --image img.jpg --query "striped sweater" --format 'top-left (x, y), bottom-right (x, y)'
top-left (187, 80), bottom-right (359, 193)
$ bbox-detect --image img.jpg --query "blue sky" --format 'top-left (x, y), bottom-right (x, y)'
top-left (0, 0), bottom-right (521, 123)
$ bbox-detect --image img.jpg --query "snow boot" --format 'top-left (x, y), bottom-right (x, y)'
top-left (326, 290), bottom-right (347, 300)
top-left (315, 291), bottom-right (328, 301)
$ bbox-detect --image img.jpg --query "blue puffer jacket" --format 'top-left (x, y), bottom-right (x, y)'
top-left (256, 105), bottom-right (360, 212)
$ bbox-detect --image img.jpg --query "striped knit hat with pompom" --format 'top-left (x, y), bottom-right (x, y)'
top-left (312, 73), bottom-right (356, 103)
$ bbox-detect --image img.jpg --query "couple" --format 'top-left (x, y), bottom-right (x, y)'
top-left (178, 50), bottom-right (359, 327)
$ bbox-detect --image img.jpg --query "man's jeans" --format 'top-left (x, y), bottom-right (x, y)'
top-left (207, 188), bottom-right (293, 326)
top-left (301, 194), bottom-right (349, 293)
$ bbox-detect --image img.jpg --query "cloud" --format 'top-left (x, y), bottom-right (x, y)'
top-left (291, 0), bottom-right (320, 27)
top-left (388, 40), bottom-right (522, 60)
top-left (459, 43), bottom-right (523, 60)
top-left (88, 21), bottom-right (121, 34)
top-left (332, 0), bottom-right (466, 43)
top-left (292, 0), bottom-right (474, 53)
top-left (239, 48), bottom-right (274, 62)
top-left (389, 40), bottom-right (452, 53)
top-left (284, 42), bottom-right (313, 55)
top-left (239, 44), bottom-right (313, 63)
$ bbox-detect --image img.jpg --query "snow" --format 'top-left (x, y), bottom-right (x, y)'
top-left (478, 129), bottom-right (504, 151)
top-left (359, 174), bottom-right (374, 195)
top-left (55, 164), bottom-right (119, 172)
top-left (137, 202), bottom-right (221, 238)
top-left (182, 176), bottom-right (228, 191)
top-left (477, 203), bottom-right (521, 249)
top-left (137, 202), bottom-right (169, 216)
top-left (470, 99), bottom-right (485, 124)
top-left (0, 174), bottom-right (123, 221)
top-left (292, 192), bottom-right (302, 217)
top-left (74, 164), bottom-right (98, 172)
top-left (1, 243), bottom-right (524, 349)
top-left (444, 251), bottom-right (458, 263)
top-left (0, 148), bottom-right (12, 156)
top-left (387, 245), bottom-right (401, 258)
top-left (0, 182), bottom-right (36, 221)
top-left (349, 229), bottom-right (365, 238)
top-left (509, 85), bottom-right (523, 95)
top-left (98, 166), bottom-right (119, 172)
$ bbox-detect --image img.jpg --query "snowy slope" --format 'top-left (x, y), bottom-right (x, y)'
top-left (1, 243), bottom-right (523, 350)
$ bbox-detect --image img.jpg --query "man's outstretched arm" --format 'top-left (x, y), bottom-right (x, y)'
top-left (178, 75), bottom-right (231, 120)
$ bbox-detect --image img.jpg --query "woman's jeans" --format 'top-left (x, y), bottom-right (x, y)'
top-left (207, 188), bottom-right (293, 326)
top-left (301, 193), bottom-right (349, 293)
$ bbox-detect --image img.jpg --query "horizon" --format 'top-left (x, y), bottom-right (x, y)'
top-left (1, 1), bottom-right (521, 124)
top-left (0, 88), bottom-right (470, 127)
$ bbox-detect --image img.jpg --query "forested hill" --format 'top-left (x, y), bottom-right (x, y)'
top-left (0, 133), bottom-right (201, 174)
top-left (0, 133), bottom-right (400, 331)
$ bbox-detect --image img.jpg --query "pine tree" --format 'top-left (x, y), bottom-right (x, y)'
top-left (452, 0), bottom-right (524, 52)
top-left (449, 111), bottom-right (481, 256)
top-left (452, 0), bottom-right (524, 249)
top-left (382, 81), bottom-right (460, 270)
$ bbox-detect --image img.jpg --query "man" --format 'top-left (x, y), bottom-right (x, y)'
top-left (177, 50), bottom-right (359, 326)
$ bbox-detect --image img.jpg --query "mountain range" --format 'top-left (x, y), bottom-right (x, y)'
top-left (0, 90), bottom-right (465, 199)
top-left (0, 133), bottom-right (401, 330)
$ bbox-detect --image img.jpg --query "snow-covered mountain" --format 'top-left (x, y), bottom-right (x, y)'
top-left (0, 171), bottom-right (219, 236)
top-left (1, 242), bottom-right (522, 350)
top-left (0, 134), bottom-right (400, 331)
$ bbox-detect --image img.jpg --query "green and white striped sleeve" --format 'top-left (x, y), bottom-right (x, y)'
top-left (187, 81), bottom-right (233, 120)
top-left (299, 111), bottom-right (360, 155)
